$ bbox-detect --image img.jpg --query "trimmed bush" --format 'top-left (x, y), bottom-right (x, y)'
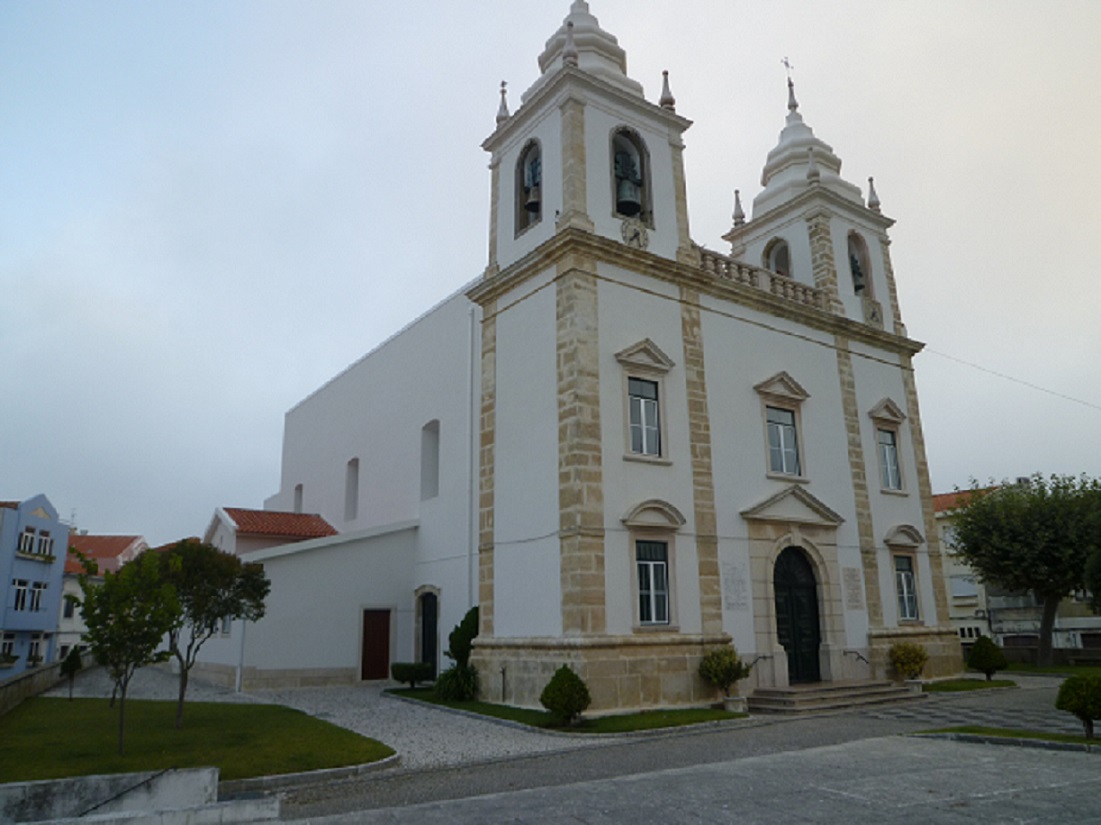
top-left (1056, 674), bottom-right (1101, 740)
top-left (540, 665), bottom-right (591, 726)
top-left (390, 661), bottom-right (434, 689)
top-left (698, 647), bottom-right (752, 698)
top-left (967, 635), bottom-right (1008, 681)
top-left (446, 606), bottom-right (479, 669)
top-left (435, 664), bottom-right (478, 701)
top-left (888, 642), bottom-right (928, 680)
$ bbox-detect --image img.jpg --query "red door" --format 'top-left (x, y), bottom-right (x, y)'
top-left (361, 610), bottom-right (391, 680)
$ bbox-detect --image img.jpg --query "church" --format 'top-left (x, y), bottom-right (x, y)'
top-left (195, 2), bottom-right (960, 709)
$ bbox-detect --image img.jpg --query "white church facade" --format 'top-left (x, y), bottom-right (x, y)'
top-left (196, 2), bottom-right (960, 708)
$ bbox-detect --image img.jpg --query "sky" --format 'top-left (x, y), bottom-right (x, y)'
top-left (2, 1), bottom-right (1099, 547)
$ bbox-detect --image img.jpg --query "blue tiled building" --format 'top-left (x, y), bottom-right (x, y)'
top-left (0, 495), bottom-right (66, 677)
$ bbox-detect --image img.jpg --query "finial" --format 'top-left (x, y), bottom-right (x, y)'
top-left (563, 21), bottom-right (579, 67)
top-left (496, 81), bottom-right (510, 125)
top-left (732, 189), bottom-right (745, 227)
top-left (867, 176), bottom-right (881, 212)
top-left (659, 70), bottom-right (676, 111)
top-left (782, 57), bottom-right (798, 112)
top-left (806, 146), bottom-right (819, 182)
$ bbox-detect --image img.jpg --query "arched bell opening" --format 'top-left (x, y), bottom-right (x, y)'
top-left (611, 127), bottom-right (651, 224)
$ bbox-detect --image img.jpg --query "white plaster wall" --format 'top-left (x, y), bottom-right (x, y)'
top-left (492, 270), bottom-right (562, 637)
top-left (738, 213), bottom-right (817, 287)
top-left (205, 519), bottom-right (236, 555)
top-left (197, 526), bottom-right (418, 673)
top-left (584, 103), bottom-right (681, 261)
top-left (493, 106), bottom-right (562, 272)
top-left (700, 297), bottom-right (867, 647)
top-left (597, 266), bottom-right (701, 634)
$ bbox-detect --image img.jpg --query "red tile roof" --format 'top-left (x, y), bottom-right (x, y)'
top-left (932, 487), bottom-right (997, 514)
top-left (0, 501), bottom-right (18, 510)
top-left (223, 508), bottom-right (337, 539)
top-left (66, 535), bottom-right (145, 574)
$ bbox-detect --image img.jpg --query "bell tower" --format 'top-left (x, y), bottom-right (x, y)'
top-left (483, 1), bottom-right (695, 277)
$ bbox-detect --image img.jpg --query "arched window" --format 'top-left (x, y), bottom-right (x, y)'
top-left (763, 238), bottom-right (791, 278)
top-left (847, 232), bottom-right (873, 296)
top-left (611, 128), bottom-right (651, 223)
top-left (515, 140), bottom-right (542, 234)
top-left (345, 458), bottom-right (360, 522)
top-left (293, 483), bottom-right (303, 514)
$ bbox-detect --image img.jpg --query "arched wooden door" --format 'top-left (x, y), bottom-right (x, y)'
top-left (774, 547), bottom-right (821, 684)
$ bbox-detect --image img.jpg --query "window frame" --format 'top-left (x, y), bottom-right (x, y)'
top-left (12, 579), bottom-right (29, 612)
top-left (628, 377), bottom-right (661, 457)
top-left (635, 539), bottom-right (670, 626)
top-left (754, 372), bottom-right (810, 482)
top-left (29, 582), bottom-right (46, 612)
top-left (615, 339), bottom-right (675, 465)
top-left (18, 528), bottom-right (36, 555)
top-left (868, 398), bottom-right (908, 495)
top-left (876, 427), bottom-right (902, 491)
top-left (893, 554), bottom-right (920, 622)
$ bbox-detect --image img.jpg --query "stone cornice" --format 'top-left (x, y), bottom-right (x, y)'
top-left (483, 65), bottom-right (692, 156)
top-left (724, 184), bottom-right (895, 245)
top-left (471, 632), bottom-right (732, 651)
top-left (466, 229), bottom-right (924, 358)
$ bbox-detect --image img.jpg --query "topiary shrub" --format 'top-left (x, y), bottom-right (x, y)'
top-left (698, 647), bottom-right (752, 698)
top-left (1056, 674), bottom-right (1101, 740)
top-left (888, 642), bottom-right (928, 680)
top-left (967, 635), bottom-right (1008, 681)
top-left (435, 664), bottom-right (478, 701)
top-left (391, 661), bottom-right (435, 689)
top-left (540, 665), bottom-right (591, 726)
top-left (445, 606), bottom-right (479, 669)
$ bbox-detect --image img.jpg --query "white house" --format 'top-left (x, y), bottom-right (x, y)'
top-left (198, 1), bottom-right (960, 708)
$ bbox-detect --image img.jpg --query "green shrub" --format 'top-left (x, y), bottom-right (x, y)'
top-left (539, 665), bottom-right (591, 726)
top-left (445, 606), bottom-right (479, 668)
top-left (698, 647), bottom-right (752, 697)
top-left (888, 642), bottom-right (928, 680)
top-left (967, 635), bottom-right (1008, 681)
top-left (435, 664), bottom-right (478, 701)
top-left (390, 661), bottom-right (434, 689)
top-left (1056, 673), bottom-right (1101, 740)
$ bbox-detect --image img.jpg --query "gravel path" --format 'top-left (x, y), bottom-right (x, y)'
top-left (44, 666), bottom-right (602, 770)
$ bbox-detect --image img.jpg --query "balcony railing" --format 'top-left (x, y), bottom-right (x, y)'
top-left (699, 248), bottom-right (825, 311)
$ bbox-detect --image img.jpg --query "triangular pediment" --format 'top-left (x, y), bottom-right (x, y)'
top-left (868, 398), bottom-right (907, 425)
top-left (741, 485), bottom-right (844, 527)
top-left (615, 338), bottom-right (675, 374)
top-left (753, 371), bottom-right (809, 405)
top-left (29, 507), bottom-right (50, 519)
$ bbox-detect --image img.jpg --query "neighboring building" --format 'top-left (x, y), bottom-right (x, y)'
top-left (201, 2), bottom-right (960, 706)
top-left (0, 495), bottom-right (66, 676)
top-left (934, 489), bottom-right (1101, 660)
top-left (58, 533), bottom-right (149, 660)
top-left (204, 508), bottom-right (337, 556)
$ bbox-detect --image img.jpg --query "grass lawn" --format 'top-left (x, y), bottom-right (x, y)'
top-left (924, 678), bottom-right (1016, 693)
top-left (921, 724), bottom-right (1096, 747)
top-left (389, 688), bottom-right (743, 732)
top-left (0, 697), bottom-right (393, 783)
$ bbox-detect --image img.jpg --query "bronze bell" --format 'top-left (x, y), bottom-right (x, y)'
top-left (616, 179), bottom-right (641, 216)
top-left (524, 185), bottom-right (541, 213)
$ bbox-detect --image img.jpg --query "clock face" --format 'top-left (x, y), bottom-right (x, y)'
top-left (620, 218), bottom-right (649, 250)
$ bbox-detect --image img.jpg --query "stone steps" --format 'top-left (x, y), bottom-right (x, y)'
top-left (748, 680), bottom-right (924, 714)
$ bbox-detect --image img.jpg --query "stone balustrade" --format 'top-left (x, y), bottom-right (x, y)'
top-left (699, 248), bottom-right (825, 311)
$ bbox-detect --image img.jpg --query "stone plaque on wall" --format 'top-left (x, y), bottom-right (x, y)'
top-left (843, 566), bottom-right (864, 610)
top-left (722, 561), bottom-right (749, 610)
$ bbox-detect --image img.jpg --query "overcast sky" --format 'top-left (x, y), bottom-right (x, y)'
top-left (2, 1), bottom-right (1099, 547)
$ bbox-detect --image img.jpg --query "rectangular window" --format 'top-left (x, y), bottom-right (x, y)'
top-left (37, 530), bottom-right (53, 556)
top-left (637, 540), bottom-right (669, 625)
top-left (628, 378), bottom-right (661, 456)
top-left (12, 580), bottom-right (29, 611)
top-left (766, 406), bottom-right (800, 475)
top-left (28, 635), bottom-right (41, 663)
top-left (344, 458), bottom-right (359, 522)
top-left (895, 556), bottom-right (918, 621)
top-left (877, 428), bottom-right (902, 490)
top-left (63, 597), bottom-right (76, 619)
top-left (950, 575), bottom-right (979, 599)
top-left (30, 583), bottom-right (46, 612)
top-left (18, 528), bottom-right (36, 554)
top-left (1, 633), bottom-right (14, 657)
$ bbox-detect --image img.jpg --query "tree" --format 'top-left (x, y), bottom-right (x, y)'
top-left (159, 539), bottom-right (270, 728)
top-left (79, 551), bottom-right (179, 755)
top-left (60, 646), bottom-right (83, 700)
top-left (698, 647), bottom-right (752, 698)
top-left (950, 474), bottom-right (1101, 667)
top-left (1056, 674), bottom-right (1101, 740)
top-left (539, 665), bottom-right (591, 726)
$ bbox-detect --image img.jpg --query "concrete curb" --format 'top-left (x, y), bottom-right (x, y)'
top-left (912, 731), bottom-right (1100, 755)
top-left (218, 753), bottom-right (402, 796)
